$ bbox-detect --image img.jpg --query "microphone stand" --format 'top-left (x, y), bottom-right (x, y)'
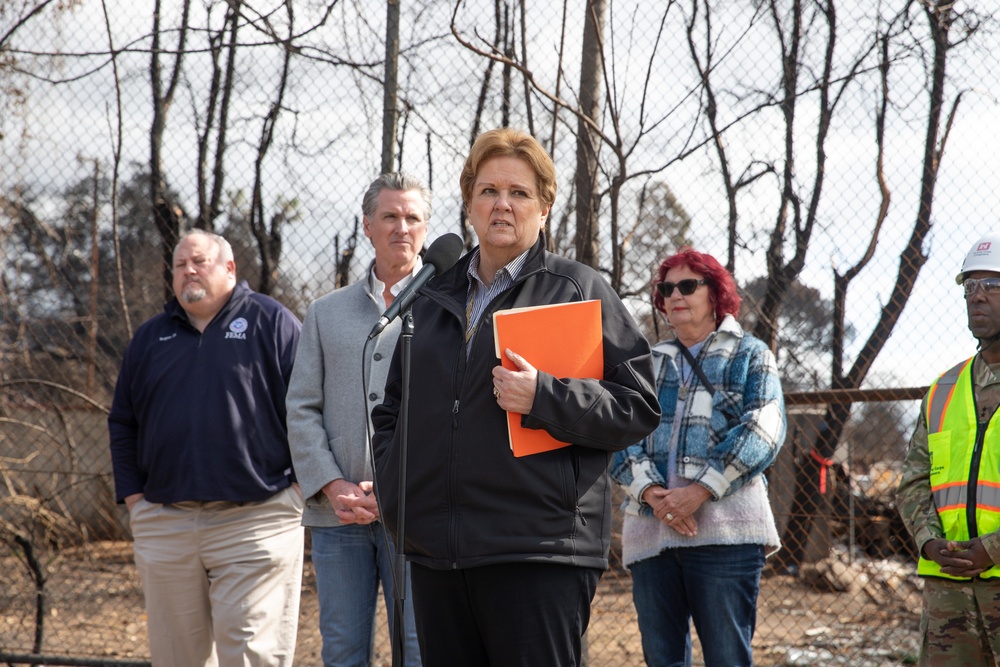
top-left (391, 309), bottom-right (413, 667)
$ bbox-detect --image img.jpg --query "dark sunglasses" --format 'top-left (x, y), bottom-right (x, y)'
top-left (656, 278), bottom-right (706, 298)
top-left (963, 277), bottom-right (1000, 297)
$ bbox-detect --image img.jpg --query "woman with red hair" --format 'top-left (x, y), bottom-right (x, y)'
top-left (612, 247), bottom-right (787, 667)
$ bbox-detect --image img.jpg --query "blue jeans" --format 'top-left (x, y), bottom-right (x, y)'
top-left (630, 543), bottom-right (765, 667)
top-left (310, 524), bottom-right (420, 667)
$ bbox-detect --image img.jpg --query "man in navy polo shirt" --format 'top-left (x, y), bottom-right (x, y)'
top-left (109, 229), bottom-right (303, 667)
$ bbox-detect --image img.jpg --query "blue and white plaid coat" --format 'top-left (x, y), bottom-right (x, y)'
top-left (611, 314), bottom-right (786, 517)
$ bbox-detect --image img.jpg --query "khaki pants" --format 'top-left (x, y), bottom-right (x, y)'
top-left (130, 486), bottom-right (304, 667)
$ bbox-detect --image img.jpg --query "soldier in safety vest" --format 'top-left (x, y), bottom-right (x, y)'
top-left (897, 231), bottom-right (1000, 666)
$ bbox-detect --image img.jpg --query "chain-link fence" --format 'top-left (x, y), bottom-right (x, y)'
top-left (3, 1), bottom-right (999, 665)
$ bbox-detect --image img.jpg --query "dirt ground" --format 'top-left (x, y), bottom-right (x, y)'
top-left (0, 541), bottom-right (922, 666)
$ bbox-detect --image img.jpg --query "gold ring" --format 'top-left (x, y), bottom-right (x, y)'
top-left (665, 512), bottom-right (674, 522)
top-left (493, 387), bottom-right (501, 399)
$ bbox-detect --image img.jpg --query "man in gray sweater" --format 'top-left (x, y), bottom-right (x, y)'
top-left (286, 173), bottom-right (429, 667)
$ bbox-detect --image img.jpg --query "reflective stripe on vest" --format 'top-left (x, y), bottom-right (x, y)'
top-left (919, 356), bottom-right (1000, 580)
top-left (925, 359), bottom-right (967, 433)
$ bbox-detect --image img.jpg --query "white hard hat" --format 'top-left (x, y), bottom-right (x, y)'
top-left (956, 232), bottom-right (1000, 284)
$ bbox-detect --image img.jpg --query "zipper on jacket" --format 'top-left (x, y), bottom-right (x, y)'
top-left (420, 288), bottom-right (469, 569)
top-left (967, 363), bottom-right (1000, 543)
top-left (449, 395), bottom-right (460, 567)
top-left (968, 420), bottom-right (986, 539)
top-left (424, 255), bottom-right (550, 570)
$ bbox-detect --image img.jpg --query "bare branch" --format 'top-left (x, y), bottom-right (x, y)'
top-left (0, 380), bottom-right (109, 412)
top-left (99, 0), bottom-right (132, 341)
top-left (249, 0), bottom-right (294, 295)
top-left (0, 0), bottom-right (59, 49)
top-left (546, 0), bottom-right (570, 156)
top-left (450, 0), bottom-right (614, 150)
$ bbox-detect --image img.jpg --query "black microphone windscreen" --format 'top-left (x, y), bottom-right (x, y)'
top-left (424, 233), bottom-right (464, 274)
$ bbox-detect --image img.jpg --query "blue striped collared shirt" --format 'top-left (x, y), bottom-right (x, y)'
top-left (465, 247), bottom-right (531, 351)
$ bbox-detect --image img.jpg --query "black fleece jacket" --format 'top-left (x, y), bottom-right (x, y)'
top-left (372, 236), bottom-right (660, 570)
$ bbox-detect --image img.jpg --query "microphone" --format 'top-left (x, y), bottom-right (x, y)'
top-left (368, 233), bottom-right (464, 339)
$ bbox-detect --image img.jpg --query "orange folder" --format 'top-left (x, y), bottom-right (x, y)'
top-left (492, 299), bottom-right (604, 457)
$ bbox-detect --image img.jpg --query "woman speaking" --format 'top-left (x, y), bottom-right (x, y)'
top-left (372, 128), bottom-right (660, 667)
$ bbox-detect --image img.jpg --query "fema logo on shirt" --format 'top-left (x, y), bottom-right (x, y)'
top-left (225, 317), bottom-right (248, 340)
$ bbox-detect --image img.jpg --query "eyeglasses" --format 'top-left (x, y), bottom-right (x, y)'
top-left (963, 277), bottom-right (1000, 297)
top-left (656, 279), bottom-right (706, 298)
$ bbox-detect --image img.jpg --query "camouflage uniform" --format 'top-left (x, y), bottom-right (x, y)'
top-left (898, 354), bottom-right (1000, 666)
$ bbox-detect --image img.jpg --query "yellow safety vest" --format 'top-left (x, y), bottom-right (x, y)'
top-left (920, 357), bottom-right (1000, 580)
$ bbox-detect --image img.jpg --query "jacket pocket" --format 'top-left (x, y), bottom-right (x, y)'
top-left (712, 389), bottom-right (743, 427)
top-left (927, 430), bottom-right (951, 487)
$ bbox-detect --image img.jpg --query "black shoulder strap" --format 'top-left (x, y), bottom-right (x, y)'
top-left (674, 340), bottom-right (716, 396)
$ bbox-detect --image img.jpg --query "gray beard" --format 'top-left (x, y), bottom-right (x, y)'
top-left (181, 286), bottom-right (207, 303)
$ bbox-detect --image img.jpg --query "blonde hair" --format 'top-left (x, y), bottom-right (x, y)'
top-left (460, 128), bottom-right (556, 210)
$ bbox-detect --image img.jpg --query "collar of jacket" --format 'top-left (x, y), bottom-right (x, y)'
top-left (426, 233), bottom-right (550, 306)
top-left (650, 313), bottom-right (744, 379)
top-left (166, 279), bottom-right (251, 331)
